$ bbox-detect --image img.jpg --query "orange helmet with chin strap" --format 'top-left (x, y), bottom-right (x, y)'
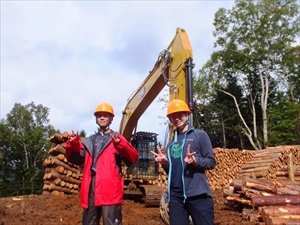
top-left (94, 102), bottom-right (114, 116)
top-left (167, 99), bottom-right (191, 117)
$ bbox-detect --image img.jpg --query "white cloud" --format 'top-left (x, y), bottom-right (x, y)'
top-left (1, 1), bottom-right (234, 143)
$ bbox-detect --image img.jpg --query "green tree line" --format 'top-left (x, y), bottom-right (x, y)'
top-left (193, 0), bottom-right (300, 150)
top-left (0, 102), bottom-right (59, 197)
top-left (0, 102), bottom-right (87, 197)
top-left (1, 0), bottom-right (299, 197)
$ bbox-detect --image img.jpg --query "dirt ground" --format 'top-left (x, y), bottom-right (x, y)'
top-left (0, 190), bottom-right (258, 225)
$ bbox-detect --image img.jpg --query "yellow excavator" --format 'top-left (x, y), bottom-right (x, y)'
top-left (119, 27), bottom-right (194, 211)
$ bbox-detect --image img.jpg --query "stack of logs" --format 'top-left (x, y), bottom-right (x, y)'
top-left (206, 146), bottom-right (300, 191)
top-left (141, 147), bottom-right (255, 191)
top-left (237, 146), bottom-right (300, 180)
top-left (148, 164), bottom-right (168, 190)
top-left (151, 146), bottom-right (300, 224)
top-left (223, 178), bottom-right (300, 224)
top-left (222, 146), bottom-right (300, 224)
top-left (206, 148), bottom-right (255, 190)
top-left (140, 148), bottom-right (255, 191)
top-left (42, 132), bottom-right (82, 195)
top-left (139, 146), bottom-right (300, 192)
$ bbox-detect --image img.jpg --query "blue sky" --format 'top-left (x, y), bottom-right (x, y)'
top-left (1, 1), bottom-right (235, 144)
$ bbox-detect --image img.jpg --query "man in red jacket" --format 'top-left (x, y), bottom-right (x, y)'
top-left (65, 102), bottom-right (139, 225)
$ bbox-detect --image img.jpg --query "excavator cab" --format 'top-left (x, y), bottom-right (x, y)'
top-left (130, 131), bottom-right (159, 180)
top-left (123, 132), bottom-right (166, 206)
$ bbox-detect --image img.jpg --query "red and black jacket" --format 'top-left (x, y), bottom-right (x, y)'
top-left (65, 131), bottom-right (139, 208)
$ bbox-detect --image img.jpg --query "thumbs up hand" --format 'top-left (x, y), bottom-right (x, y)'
top-left (184, 144), bottom-right (197, 165)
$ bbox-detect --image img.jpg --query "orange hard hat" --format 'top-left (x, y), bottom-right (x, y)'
top-left (167, 99), bottom-right (191, 117)
top-left (94, 102), bottom-right (114, 116)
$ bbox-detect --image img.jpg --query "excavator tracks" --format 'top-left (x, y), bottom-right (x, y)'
top-left (139, 185), bottom-right (166, 207)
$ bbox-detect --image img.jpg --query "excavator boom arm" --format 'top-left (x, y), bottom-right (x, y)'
top-left (119, 28), bottom-right (194, 141)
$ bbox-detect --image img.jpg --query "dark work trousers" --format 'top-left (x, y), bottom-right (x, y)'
top-left (82, 175), bottom-right (122, 225)
top-left (169, 193), bottom-right (214, 225)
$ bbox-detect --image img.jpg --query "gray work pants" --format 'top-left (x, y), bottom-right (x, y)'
top-left (82, 175), bottom-right (122, 225)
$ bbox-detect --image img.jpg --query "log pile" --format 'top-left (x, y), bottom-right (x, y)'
top-left (204, 146), bottom-right (300, 191)
top-left (147, 163), bottom-right (168, 190)
top-left (142, 148), bottom-right (256, 191)
top-left (135, 145), bottom-right (300, 193)
top-left (206, 148), bottom-right (255, 190)
top-left (151, 148), bottom-right (266, 191)
top-left (237, 146), bottom-right (300, 180)
top-left (223, 178), bottom-right (300, 224)
top-left (42, 132), bottom-right (82, 196)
